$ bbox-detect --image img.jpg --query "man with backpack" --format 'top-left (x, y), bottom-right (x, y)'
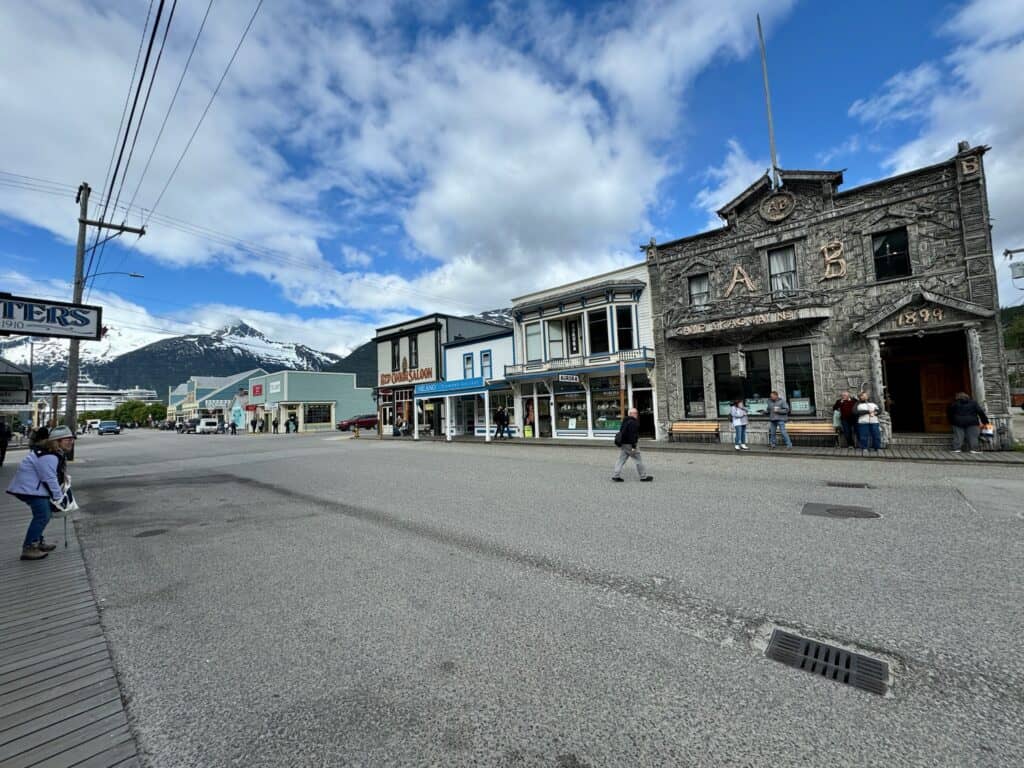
top-left (612, 408), bottom-right (653, 482)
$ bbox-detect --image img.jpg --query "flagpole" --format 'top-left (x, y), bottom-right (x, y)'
top-left (757, 14), bottom-right (780, 189)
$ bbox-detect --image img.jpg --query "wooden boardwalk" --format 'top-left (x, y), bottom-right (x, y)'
top-left (0, 499), bottom-right (140, 768)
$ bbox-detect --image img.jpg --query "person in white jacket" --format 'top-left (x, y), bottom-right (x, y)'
top-left (5, 426), bottom-right (74, 560)
top-left (730, 399), bottom-right (750, 451)
top-left (855, 392), bottom-right (882, 453)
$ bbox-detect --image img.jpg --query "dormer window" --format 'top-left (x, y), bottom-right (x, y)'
top-left (688, 273), bottom-right (710, 307)
top-left (872, 227), bottom-right (911, 280)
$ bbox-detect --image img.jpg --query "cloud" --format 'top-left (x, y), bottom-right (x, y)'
top-left (849, 0), bottom-right (1024, 306)
top-left (692, 139), bottom-right (768, 230)
top-left (0, 0), bottom-right (801, 326)
top-left (817, 134), bottom-right (862, 166)
top-left (847, 63), bottom-right (942, 126)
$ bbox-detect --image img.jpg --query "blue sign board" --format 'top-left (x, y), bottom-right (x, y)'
top-left (415, 377), bottom-right (485, 396)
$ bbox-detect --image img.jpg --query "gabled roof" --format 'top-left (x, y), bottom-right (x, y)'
top-left (715, 168), bottom-right (844, 219)
top-left (852, 289), bottom-right (995, 335)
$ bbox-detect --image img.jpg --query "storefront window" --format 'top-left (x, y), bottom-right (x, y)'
top-left (588, 309), bottom-right (610, 354)
top-left (526, 323), bottom-right (542, 361)
top-left (783, 345), bottom-right (815, 415)
top-left (681, 357), bottom-right (705, 417)
top-left (714, 353), bottom-right (742, 417)
top-left (590, 376), bottom-right (622, 431)
top-left (547, 319), bottom-right (564, 359)
top-left (555, 381), bottom-right (587, 430)
top-left (615, 306), bottom-right (635, 351)
top-left (304, 404), bottom-right (331, 424)
top-left (743, 350), bottom-right (772, 416)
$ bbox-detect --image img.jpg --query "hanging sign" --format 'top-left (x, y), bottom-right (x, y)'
top-left (558, 374), bottom-right (580, 384)
top-left (0, 293), bottom-right (103, 340)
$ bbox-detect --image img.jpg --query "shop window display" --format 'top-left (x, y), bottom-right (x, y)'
top-left (304, 403), bottom-right (331, 424)
top-left (590, 376), bottom-right (623, 431)
top-left (681, 357), bottom-right (705, 417)
top-left (783, 345), bottom-right (815, 414)
top-left (555, 381), bottom-right (587, 430)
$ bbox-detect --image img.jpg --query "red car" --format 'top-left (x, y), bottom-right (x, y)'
top-left (336, 414), bottom-right (378, 431)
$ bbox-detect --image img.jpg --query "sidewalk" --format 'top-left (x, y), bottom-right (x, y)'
top-left (408, 434), bottom-right (1024, 465)
top-left (0, 498), bottom-right (140, 767)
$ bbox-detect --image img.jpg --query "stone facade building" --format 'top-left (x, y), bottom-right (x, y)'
top-left (647, 141), bottom-right (1012, 447)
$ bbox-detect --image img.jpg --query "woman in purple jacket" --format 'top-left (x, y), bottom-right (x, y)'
top-left (6, 426), bottom-right (74, 560)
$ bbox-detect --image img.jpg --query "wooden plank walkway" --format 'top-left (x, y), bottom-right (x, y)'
top-left (0, 498), bottom-right (140, 768)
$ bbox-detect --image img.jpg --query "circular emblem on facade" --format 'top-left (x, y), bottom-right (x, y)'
top-left (759, 191), bottom-right (796, 223)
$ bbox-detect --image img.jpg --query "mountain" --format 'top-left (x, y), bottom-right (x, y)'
top-left (0, 322), bottom-right (343, 396)
top-left (463, 308), bottom-right (512, 327)
top-left (324, 340), bottom-right (377, 389)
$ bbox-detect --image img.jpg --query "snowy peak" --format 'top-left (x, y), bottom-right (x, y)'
top-left (214, 321), bottom-right (266, 340)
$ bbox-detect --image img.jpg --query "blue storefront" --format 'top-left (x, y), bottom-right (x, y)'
top-left (413, 377), bottom-right (518, 441)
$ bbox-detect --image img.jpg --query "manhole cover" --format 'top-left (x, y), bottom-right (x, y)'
top-left (825, 481), bottom-right (871, 489)
top-left (765, 628), bottom-right (890, 696)
top-left (802, 503), bottom-right (880, 519)
top-left (134, 529), bottom-right (168, 538)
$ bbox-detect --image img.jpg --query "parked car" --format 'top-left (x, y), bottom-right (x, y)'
top-left (336, 413), bottom-right (379, 431)
top-left (180, 418), bottom-right (201, 434)
top-left (97, 420), bottom-right (121, 435)
top-left (196, 418), bottom-right (220, 434)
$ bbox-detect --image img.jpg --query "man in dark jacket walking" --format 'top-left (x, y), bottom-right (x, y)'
top-left (612, 408), bottom-right (653, 482)
top-left (947, 392), bottom-right (988, 453)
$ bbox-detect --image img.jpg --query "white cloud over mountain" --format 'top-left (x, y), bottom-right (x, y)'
top-left (0, 0), bottom-right (796, 336)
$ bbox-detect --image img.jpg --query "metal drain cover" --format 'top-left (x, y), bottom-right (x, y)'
top-left (825, 481), bottom-right (871, 489)
top-left (802, 503), bottom-right (880, 519)
top-left (765, 628), bottom-right (890, 695)
top-left (134, 529), bottom-right (168, 538)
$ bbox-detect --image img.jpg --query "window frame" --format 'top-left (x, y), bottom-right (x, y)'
top-left (767, 245), bottom-right (798, 294)
top-left (525, 322), bottom-right (542, 362)
top-left (409, 335), bottom-right (418, 368)
top-left (688, 273), bottom-right (710, 308)
top-left (871, 227), bottom-right (912, 282)
top-left (782, 344), bottom-right (816, 415)
top-left (587, 308), bottom-right (610, 355)
top-left (547, 318), bottom-right (565, 360)
top-left (681, 356), bottom-right (705, 418)
top-left (480, 350), bottom-right (492, 379)
top-left (463, 353), bottom-right (474, 379)
top-left (391, 339), bottom-right (400, 371)
top-left (615, 305), bottom-right (635, 351)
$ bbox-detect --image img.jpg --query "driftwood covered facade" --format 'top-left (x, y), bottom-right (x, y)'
top-left (647, 141), bottom-right (1012, 447)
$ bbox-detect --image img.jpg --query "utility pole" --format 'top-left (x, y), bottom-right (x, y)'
top-left (63, 183), bottom-right (145, 443)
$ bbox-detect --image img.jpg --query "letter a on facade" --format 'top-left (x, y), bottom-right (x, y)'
top-left (724, 265), bottom-right (757, 298)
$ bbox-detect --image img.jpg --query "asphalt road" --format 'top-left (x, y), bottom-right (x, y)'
top-left (26, 430), bottom-right (1024, 766)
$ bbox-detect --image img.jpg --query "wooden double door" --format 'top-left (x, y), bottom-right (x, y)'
top-left (883, 331), bottom-right (970, 433)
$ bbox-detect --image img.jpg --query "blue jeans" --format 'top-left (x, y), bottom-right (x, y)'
top-left (839, 420), bottom-right (856, 447)
top-left (17, 494), bottom-right (52, 548)
top-left (857, 423), bottom-right (882, 451)
top-left (769, 421), bottom-right (791, 447)
top-left (733, 424), bottom-right (747, 445)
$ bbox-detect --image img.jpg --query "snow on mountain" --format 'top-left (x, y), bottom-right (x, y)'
top-left (0, 323), bottom-right (170, 368)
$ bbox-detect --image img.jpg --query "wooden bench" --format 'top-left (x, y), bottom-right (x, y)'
top-left (783, 421), bottom-right (837, 447)
top-left (669, 421), bottom-right (721, 443)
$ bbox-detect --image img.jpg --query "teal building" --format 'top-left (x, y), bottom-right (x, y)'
top-left (246, 370), bottom-right (373, 433)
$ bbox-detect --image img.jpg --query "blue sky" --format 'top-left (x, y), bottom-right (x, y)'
top-left (2, 0), bottom-right (1023, 356)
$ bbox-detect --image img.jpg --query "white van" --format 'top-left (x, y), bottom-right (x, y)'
top-left (87, 419), bottom-right (102, 431)
top-left (196, 418), bottom-right (220, 434)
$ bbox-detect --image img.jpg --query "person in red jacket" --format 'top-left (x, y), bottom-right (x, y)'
top-left (832, 391), bottom-right (858, 448)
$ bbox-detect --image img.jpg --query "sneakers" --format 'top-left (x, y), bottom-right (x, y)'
top-left (640, 476), bottom-right (654, 482)
top-left (969, 450), bottom-right (980, 454)
top-left (735, 445), bottom-right (741, 451)
top-left (612, 477), bottom-right (624, 482)
top-left (20, 545), bottom-right (48, 561)
top-left (37, 540), bottom-right (57, 552)
top-left (741, 444), bottom-right (750, 451)
top-left (952, 449), bottom-right (962, 453)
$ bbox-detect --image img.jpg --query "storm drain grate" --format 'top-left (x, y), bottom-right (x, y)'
top-left (765, 628), bottom-right (890, 696)
top-left (802, 503), bottom-right (880, 519)
top-left (825, 481), bottom-right (871, 489)
top-left (134, 528), bottom-right (168, 538)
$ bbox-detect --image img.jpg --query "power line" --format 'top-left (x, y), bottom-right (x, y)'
top-left (126, 0), bottom-right (216, 216)
top-left (145, 0), bottom-right (264, 227)
top-left (89, 0), bottom-right (178, 295)
top-left (87, 0), bottom-right (157, 282)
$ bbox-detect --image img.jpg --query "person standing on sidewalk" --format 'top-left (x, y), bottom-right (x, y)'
top-left (730, 399), bottom-right (749, 451)
top-left (495, 406), bottom-right (508, 439)
top-left (947, 392), bottom-right (987, 454)
top-left (855, 391), bottom-right (882, 454)
top-left (6, 425), bottom-right (74, 560)
top-left (612, 408), bottom-right (653, 482)
top-left (272, 417), bottom-right (280, 434)
top-left (832, 391), bottom-right (858, 448)
top-left (767, 391), bottom-right (792, 449)
top-left (0, 417), bottom-right (11, 467)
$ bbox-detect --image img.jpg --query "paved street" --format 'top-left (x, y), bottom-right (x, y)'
top-left (4, 430), bottom-right (1023, 767)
